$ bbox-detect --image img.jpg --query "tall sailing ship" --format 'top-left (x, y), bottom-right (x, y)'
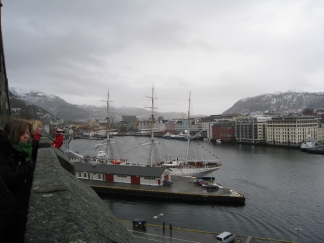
top-left (155, 92), bottom-right (222, 176)
top-left (75, 87), bottom-right (222, 176)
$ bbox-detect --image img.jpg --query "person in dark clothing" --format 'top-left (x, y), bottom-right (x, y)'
top-left (0, 174), bottom-right (20, 242)
top-left (0, 127), bottom-right (4, 139)
top-left (0, 120), bottom-right (36, 242)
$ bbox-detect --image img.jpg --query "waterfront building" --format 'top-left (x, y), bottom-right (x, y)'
top-left (235, 116), bottom-right (269, 143)
top-left (89, 119), bottom-right (99, 127)
top-left (156, 119), bottom-right (166, 133)
top-left (318, 126), bottom-right (324, 141)
top-left (116, 120), bottom-right (128, 133)
top-left (121, 116), bottom-right (138, 132)
top-left (164, 120), bottom-right (176, 134)
top-left (174, 118), bottom-right (199, 135)
top-left (74, 162), bottom-right (171, 186)
top-left (199, 117), bottom-right (216, 140)
top-left (122, 115), bottom-right (137, 123)
top-left (205, 122), bottom-right (214, 140)
top-left (137, 119), bottom-right (151, 131)
top-left (266, 115), bottom-right (319, 146)
top-left (138, 119), bottom-right (165, 133)
top-left (212, 120), bottom-right (236, 142)
top-left (190, 118), bottom-right (199, 134)
top-left (174, 120), bottom-right (185, 134)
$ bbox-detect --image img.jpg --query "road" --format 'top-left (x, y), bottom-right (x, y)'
top-left (120, 220), bottom-right (295, 243)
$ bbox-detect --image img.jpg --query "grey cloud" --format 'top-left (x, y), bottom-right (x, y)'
top-left (3, 0), bottom-right (324, 115)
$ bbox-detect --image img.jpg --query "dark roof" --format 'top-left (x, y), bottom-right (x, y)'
top-left (73, 162), bottom-right (169, 177)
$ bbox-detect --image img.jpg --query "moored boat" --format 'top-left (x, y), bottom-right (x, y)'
top-left (300, 134), bottom-right (324, 151)
top-left (174, 132), bottom-right (189, 141)
top-left (156, 159), bottom-right (221, 176)
top-left (162, 132), bottom-right (176, 139)
top-left (156, 93), bottom-right (221, 176)
top-left (72, 88), bottom-right (222, 177)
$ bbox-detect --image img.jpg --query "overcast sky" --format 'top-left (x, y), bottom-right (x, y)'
top-left (2, 0), bottom-right (324, 115)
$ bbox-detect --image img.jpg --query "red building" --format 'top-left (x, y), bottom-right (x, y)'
top-left (212, 121), bottom-right (236, 142)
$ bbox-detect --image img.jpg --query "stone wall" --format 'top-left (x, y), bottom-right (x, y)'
top-left (25, 136), bottom-right (138, 243)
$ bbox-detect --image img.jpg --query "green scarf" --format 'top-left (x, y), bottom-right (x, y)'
top-left (14, 142), bottom-right (33, 163)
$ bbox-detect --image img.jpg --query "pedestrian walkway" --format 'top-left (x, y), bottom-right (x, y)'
top-left (120, 220), bottom-right (295, 243)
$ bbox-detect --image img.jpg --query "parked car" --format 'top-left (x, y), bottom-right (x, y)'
top-left (201, 182), bottom-right (209, 188)
top-left (132, 218), bottom-right (146, 230)
top-left (206, 184), bottom-right (219, 191)
top-left (215, 231), bottom-right (235, 243)
top-left (196, 179), bottom-right (204, 185)
top-left (199, 181), bottom-right (208, 186)
top-left (163, 180), bottom-right (173, 186)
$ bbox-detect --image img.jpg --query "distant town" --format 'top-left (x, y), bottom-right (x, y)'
top-left (9, 107), bottom-right (323, 149)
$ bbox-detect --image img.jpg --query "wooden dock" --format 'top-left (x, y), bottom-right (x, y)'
top-left (82, 176), bottom-right (245, 206)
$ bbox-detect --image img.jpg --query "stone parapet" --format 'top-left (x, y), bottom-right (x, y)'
top-left (25, 143), bottom-right (137, 242)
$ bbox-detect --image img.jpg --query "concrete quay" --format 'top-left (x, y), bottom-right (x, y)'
top-left (120, 220), bottom-right (295, 243)
top-left (82, 176), bottom-right (245, 205)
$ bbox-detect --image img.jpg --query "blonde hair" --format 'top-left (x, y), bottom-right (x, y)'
top-left (28, 119), bottom-right (43, 135)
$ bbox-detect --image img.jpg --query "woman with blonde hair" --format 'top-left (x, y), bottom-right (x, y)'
top-left (28, 119), bottom-right (42, 141)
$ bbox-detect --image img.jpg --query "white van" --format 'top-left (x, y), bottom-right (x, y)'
top-left (215, 232), bottom-right (235, 243)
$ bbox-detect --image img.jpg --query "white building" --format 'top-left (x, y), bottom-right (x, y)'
top-left (137, 119), bottom-right (165, 133)
top-left (204, 122), bottom-right (214, 140)
top-left (266, 115), bottom-right (319, 146)
top-left (318, 126), bottom-right (324, 141)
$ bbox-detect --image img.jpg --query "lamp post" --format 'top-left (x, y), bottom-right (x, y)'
top-left (153, 213), bottom-right (163, 236)
top-left (295, 224), bottom-right (302, 243)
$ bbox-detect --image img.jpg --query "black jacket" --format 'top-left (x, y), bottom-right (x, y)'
top-left (0, 136), bottom-right (35, 200)
top-left (0, 136), bottom-right (36, 242)
top-left (0, 175), bottom-right (20, 242)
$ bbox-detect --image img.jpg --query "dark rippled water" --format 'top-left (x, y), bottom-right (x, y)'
top-left (70, 137), bottom-right (324, 242)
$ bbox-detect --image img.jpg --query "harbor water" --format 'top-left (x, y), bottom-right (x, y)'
top-left (69, 136), bottom-right (324, 242)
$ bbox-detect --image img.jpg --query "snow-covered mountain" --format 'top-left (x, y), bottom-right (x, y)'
top-left (11, 88), bottom-right (324, 121)
top-left (9, 88), bottom-right (185, 122)
top-left (223, 92), bottom-right (324, 114)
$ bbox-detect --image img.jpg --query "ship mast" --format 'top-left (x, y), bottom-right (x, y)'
top-left (139, 84), bottom-right (160, 166)
top-left (149, 86), bottom-right (155, 166)
top-left (185, 92), bottom-right (191, 164)
top-left (105, 90), bottom-right (110, 161)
